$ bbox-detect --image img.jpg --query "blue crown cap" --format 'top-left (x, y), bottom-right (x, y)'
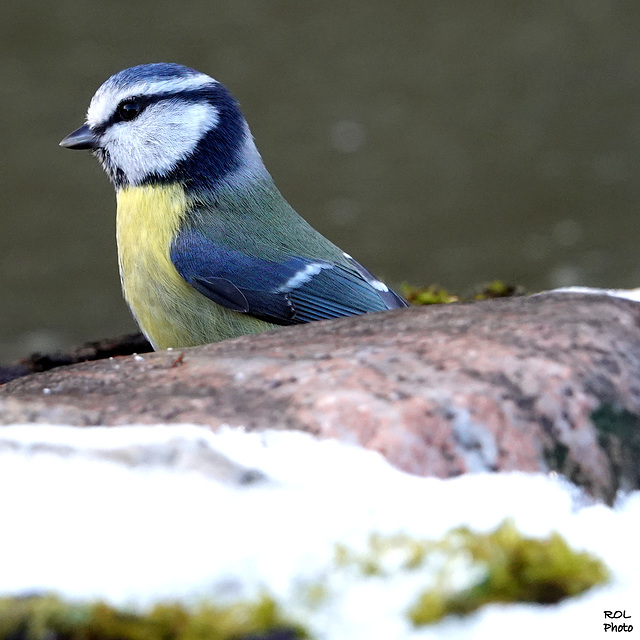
top-left (105, 62), bottom-right (205, 88)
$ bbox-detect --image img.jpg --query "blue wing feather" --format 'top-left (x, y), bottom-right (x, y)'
top-left (170, 228), bottom-right (408, 325)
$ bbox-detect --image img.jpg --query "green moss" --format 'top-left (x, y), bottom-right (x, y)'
top-left (334, 520), bottom-right (608, 627)
top-left (301, 583), bottom-right (328, 608)
top-left (408, 521), bottom-right (609, 626)
top-left (0, 594), bottom-right (307, 640)
top-left (336, 533), bottom-right (431, 576)
top-left (401, 284), bottom-right (459, 305)
top-left (402, 280), bottom-right (525, 306)
top-left (473, 280), bottom-right (526, 300)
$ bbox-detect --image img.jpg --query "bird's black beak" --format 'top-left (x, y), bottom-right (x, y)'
top-left (59, 124), bottom-right (99, 150)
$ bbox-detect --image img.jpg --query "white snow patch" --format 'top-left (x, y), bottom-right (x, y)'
top-left (546, 285), bottom-right (640, 303)
top-left (0, 424), bottom-right (636, 640)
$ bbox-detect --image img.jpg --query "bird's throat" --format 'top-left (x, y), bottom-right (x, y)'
top-left (115, 183), bottom-right (191, 347)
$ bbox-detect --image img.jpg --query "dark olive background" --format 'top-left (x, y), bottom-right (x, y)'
top-left (2, 0), bottom-right (639, 362)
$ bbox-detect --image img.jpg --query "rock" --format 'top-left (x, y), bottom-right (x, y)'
top-left (2, 292), bottom-right (640, 503)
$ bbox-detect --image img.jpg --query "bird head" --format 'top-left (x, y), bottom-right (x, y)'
top-left (60, 63), bottom-right (266, 190)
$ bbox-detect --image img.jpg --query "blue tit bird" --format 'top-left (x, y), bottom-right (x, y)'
top-left (60, 63), bottom-right (409, 350)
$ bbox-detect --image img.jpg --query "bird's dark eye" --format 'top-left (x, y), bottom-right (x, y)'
top-left (116, 100), bottom-right (143, 122)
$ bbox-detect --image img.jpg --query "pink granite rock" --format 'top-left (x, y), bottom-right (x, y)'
top-left (2, 292), bottom-right (640, 503)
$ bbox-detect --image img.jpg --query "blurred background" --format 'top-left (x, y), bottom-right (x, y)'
top-left (2, 0), bottom-right (640, 363)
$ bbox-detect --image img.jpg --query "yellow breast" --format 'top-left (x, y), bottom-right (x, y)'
top-left (116, 183), bottom-right (270, 349)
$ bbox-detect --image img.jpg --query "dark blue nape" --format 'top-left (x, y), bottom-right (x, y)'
top-left (138, 82), bottom-right (246, 190)
top-left (172, 83), bottom-right (246, 190)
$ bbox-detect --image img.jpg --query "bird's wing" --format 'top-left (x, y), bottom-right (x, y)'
top-left (170, 228), bottom-right (408, 325)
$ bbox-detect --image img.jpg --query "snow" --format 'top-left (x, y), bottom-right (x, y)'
top-left (547, 285), bottom-right (640, 303)
top-left (0, 424), bottom-right (637, 639)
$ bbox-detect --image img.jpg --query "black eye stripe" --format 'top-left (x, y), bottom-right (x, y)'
top-left (113, 96), bottom-right (148, 123)
top-left (117, 100), bottom-right (143, 121)
top-left (101, 86), bottom-right (223, 132)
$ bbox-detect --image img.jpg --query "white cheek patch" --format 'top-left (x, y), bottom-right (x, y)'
top-left (103, 101), bottom-right (219, 185)
top-left (87, 74), bottom-right (215, 128)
